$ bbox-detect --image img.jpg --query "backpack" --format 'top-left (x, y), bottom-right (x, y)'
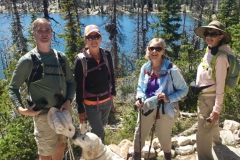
top-left (210, 50), bottom-right (240, 93)
top-left (76, 48), bottom-right (112, 98)
top-left (28, 49), bottom-right (66, 86)
top-left (169, 63), bottom-right (187, 101)
top-left (26, 49), bottom-right (66, 109)
top-left (77, 48), bottom-right (115, 111)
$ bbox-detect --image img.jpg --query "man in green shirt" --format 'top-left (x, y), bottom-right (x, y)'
top-left (8, 18), bottom-right (76, 160)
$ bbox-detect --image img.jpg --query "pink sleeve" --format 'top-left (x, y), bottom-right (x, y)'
top-left (213, 54), bottom-right (229, 114)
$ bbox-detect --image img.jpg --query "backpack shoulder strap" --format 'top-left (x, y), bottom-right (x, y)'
top-left (53, 49), bottom-right (66, 77)
top-left (27, 51), bottom-right (42, 93)
top-left (210, 50), bottom-right (229, 81)
top-left (77, 51), bottom-right (88, 98)
top-left (77, 51), bottom-right (88, 77)
top-left (28, 51), bottom-right (41, 82)
top-left (168, 63), bottom-right (176, 91)
top-left (30, 53), bottom-right (39, 69)
top-left (100, 48), bottom-right (112, 82)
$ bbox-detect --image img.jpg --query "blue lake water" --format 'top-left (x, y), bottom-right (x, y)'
top-left (0, 13), bottom-right (196, 78)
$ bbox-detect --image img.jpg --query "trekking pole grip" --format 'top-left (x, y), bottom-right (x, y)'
top-left (160, 99), bottom-right (165, 114)
top-left (134, 97), bottom-right (142, 111)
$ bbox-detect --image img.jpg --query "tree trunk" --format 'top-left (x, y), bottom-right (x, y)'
top-left (141, 0), bottom-right (144, 57)
top-left (141, 0), bottom-right (148, 58)
top-left (137, 0), bottom-right (140, 59)
top-left (12, 0), bottom-right (27, 55)
top-left (112, 0), bottom-right (118, 77)
top-left (194, 0), bottom-right (206, 51)
top-left (73, 0), bottom-right (82, 36)
top-left (43, 0), bottom-right (49, 19)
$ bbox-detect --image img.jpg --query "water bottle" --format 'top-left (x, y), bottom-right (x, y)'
top-left (79, 118), bottom-right (88, 134)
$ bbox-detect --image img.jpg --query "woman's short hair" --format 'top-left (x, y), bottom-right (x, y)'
top-left (145, 38), bottom-right (167, 60)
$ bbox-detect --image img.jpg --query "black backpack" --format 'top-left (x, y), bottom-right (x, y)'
top-left (26, 49), bottom-right (67, 110)
top-left (28, 49), bottom-right (66, 85)
top-left (76, 48), bottom-right (112, 98)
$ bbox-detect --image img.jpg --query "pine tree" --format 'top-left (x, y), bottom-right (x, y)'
top-left (191, 0), bottom-right (207, 51)
top-left (105, 0), bottom-right (126, 78)
top-left (217, 0), bottom-right (240, 28)
top-left (27, 13), bottom-right (38, 49)
top-left (11, 0), bottom-right (28, 55)
top-left (59, 0), bottom-right (85, 67)
top-left (227, 24), bottom-right (240, 54)
top-left (152, 0), bottom-right (182, 59)
top-left (43, 0), bottom-right (50, 19)
top-left (132, 0), bottom-right (150, 59)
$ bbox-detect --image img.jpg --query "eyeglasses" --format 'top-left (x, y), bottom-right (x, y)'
top-left (149, 47), bottom-right (163, 52)
top-left (86, 35), bottom-right (101, 41)
top-left (203, 31), bottom-right (221, 38)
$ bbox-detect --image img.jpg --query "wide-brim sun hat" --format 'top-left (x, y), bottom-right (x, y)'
top-left (84, 24), bottom-right (101, 37)
top-left (194, 20), bottom-right (231, 43)
top-left (47, 107), bottom-right (75, 138)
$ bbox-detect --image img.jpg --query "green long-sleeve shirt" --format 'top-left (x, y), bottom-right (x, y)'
top-left (9, 48), bottom-right (76, 114)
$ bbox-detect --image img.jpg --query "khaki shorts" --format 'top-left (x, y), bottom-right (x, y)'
top-left (34, 113), bottom-right (66, 156)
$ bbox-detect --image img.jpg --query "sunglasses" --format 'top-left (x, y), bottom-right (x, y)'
top-left (149, 47), bottom-right (163, 52)
top-left (86, 35), bottom-right (101, 41)
top-left (203, 31), bottom-right (221, 38)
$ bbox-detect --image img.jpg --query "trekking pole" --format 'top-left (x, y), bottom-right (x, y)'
top-left (135, 97), bottom-right (142, 159)
top-left (138, 97), bottom-right (142, 159)
top-left (147, 100), bottom-right (161, 159)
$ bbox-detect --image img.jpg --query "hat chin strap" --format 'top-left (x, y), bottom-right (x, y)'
top-left (208, 42), bottom-right (223, 56)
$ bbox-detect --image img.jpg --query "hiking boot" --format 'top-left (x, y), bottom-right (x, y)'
top-left (164, 152), bottom-right (171, 160)
top-left (132, 152), bottom-right (141, 160)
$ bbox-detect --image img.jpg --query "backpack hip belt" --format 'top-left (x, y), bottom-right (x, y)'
top-left (85, 89), bottom-right (110, 98)
top-left (84, 83), bottom-right (114, 111)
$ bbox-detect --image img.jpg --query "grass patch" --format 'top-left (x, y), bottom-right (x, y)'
top-left (172, 117), bottom-right (197, 135)
top-left (105, 102), bottom-right (137, 145)
top-left (105, 128), bottom-right (134, 145)
top-left (119, 85), bottom-right (135, 97)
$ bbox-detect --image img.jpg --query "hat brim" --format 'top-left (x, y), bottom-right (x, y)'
top-left (47, 107), bottom-right (75, 138)
top-left (47, 107), bottom-right (60, 130)
top-left (194, 26), bottom-right (231, 43)
top-left (85, 31), bottom-right (101, 37)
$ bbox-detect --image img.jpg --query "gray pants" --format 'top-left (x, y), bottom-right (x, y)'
top-left (85, 100), bottom-right (111, 144)
top-left (197, 96), bottom-right (221, 160)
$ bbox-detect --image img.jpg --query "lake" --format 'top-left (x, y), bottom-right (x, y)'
top-left (0, 13), bottom-right (196, 78)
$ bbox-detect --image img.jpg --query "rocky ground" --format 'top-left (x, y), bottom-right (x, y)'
top-left (106, 118), bottom-right (240, 160)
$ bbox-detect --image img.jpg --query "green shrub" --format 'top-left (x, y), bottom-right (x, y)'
top-left (119, 85), bottom-right (135, 97)
top-left (105, 103), bottom-right (137, 145)
top-left (0, 115), bottom-right (38, 160)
